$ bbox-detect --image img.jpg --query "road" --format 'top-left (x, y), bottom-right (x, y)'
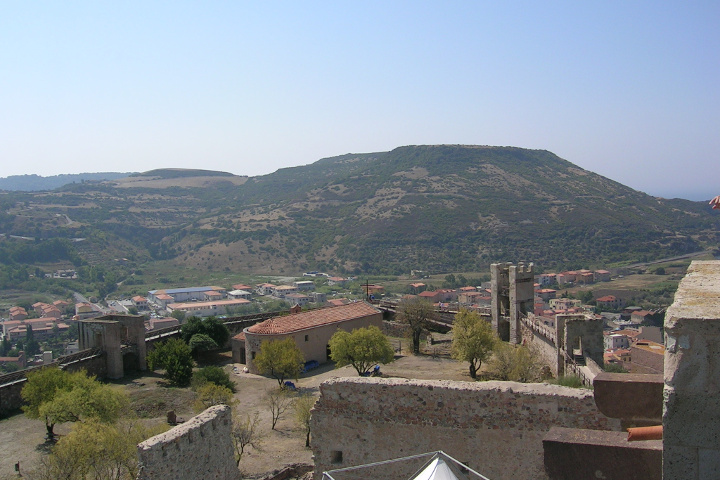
top-left (72, 292), bottom-right (111, 314)
top-left (625, 250), bottom-right (709, 269)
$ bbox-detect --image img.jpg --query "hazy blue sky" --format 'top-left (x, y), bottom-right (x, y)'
top-left (1, 2), bottom-right (718, 200)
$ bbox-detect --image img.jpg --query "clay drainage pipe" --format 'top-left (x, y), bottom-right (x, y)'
top-left (627, 425), bottom-right (663, 441)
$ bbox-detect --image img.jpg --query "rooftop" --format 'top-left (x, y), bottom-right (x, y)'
top-left (246, 301), bottom-right (380, 335)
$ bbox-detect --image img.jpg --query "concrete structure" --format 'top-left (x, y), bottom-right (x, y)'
top-left (78, 314), bottom-right (146, 379)
top-left (227, 289), bottom-right (252, 300)
top-left (148, 286), bottom-right (227, 305)
top-left (604, 333), bottom-right (630, 350)
top-left (311, 378), bottom-right (619, 480)
top-left (294, 280), bottom-right (316, 291)
top-left (663, 261), bottom-right (720, 480)
top-left (236, 302), bottom-right (382, 373)
top-left (491, 262), bottom-right (535, 344)
top-left (167, 298), bottom-right (251, 318)
top-left (137, 405), bottom-right (238, 480)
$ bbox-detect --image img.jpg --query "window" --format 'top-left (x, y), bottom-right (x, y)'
top-left (331, 450), bottom-right (343, 464)
top-left (305, 334), bottom-right (309, 342)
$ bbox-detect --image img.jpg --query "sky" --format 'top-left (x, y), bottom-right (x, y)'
top-left (1, 2), bottom-right (718, 201)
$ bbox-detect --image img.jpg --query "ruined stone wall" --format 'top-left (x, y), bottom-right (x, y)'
top-left (137, 404), bottom-right (238, 480)
top-left (663, 261), bottom-right (720, 480)
top-left (311, 378), bottom-right (620, 480)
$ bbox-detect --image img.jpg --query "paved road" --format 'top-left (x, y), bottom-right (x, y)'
top-left (625, 250), bottom-right (709, 269)
top-left (72, 291), bottom-right (110, 314)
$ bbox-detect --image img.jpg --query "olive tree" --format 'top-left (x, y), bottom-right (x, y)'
top-left (451, 309), bottom-right (497, 379)
top-left (397, 297), bottom-right (435, 354)
top-left (329, 325), bottom-right (394, 375)
top-left (254, 338), bottom-right (304, 388)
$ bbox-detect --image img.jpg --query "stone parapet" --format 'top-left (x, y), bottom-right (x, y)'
top-left (664, 261), bottom-right (720, 480)
top-left (311, 377), bottom-right (619, 480)
top-left (137, 404), bottom-right (238, 480)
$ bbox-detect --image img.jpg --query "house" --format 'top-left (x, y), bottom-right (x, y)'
top-left (630, 310), bottom-right (654, 324)
top-left (0, 351), bottom-right (26, 369)
top-left (327, 277), bottom-right (349, 286)
top-left (364, 284), bottom-right (385, 297)
top-left (255, 283), bottom-right (277, 296)
top-left (283, 293), bottom-right (311, 307)
top-left (232, 284), bottom-right (252, 292)
top-left (234, 301), bottom-right (383, 372)
top-left (9, 306), bottom-right (27, 321)
top-left (548, 298), bottom-right (581, 310)
top-left (153, 294), bottom-right (174, 309)
top-left (132, 296), bottom-right (150, 310)
top-left (309, 292), bottom-right (327, 304)
top-left (604, 333), bottom-right (630, 350)
top-left (227, 289), bottom-right (252, 300)
top-left (272, 285), bottom-right (299, 298)
top-left (409, 283), bottom-right (427, 294)
top-left (596, 295), bottom-right (625, 310)
top-left (630, 340), bottom-right (664, 374)
top-left (458, 291), bottom-right (487, 305)
top-left (536, 274), bottom-right (557, 286)
top-left (203, 290), bottom-right (225, 302)
top-left (293, 280), bottom-right (315, 291)
top-left (536, 289), bottom-right (557, 301)
top-left (418, 291), bottom-right (441, 302)
top-left (594, 270), bottom-right (611, 282)
top-left (74, 302), bottom-right (101, 320)
top-left (327, 298), bottom-right (351, 307)
top-left (167, 298), bottom-right (251, 318)
top-left (577, 272), bottom-right (595, 284)
top-left (148, 286), bottom-right (227, 305)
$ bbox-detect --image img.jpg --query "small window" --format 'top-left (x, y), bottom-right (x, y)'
top-left (305, 334), bottom-right (309, 342)
top-left (331, 450), bottom-right (343, 464)
top-left (251, 351), bottom-right (256, 360)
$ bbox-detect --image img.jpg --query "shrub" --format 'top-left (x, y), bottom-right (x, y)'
top-left (191, 366), bottom-right (236, 392)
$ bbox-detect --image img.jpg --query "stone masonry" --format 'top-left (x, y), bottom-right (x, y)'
top-left (663, 261), bottom-right (720, 479)
top-left (137, 404), bottom-right (238, 480)
top-left (491, 262), bottom-right (534, 344)
top-left (310, 377), bottom-right (620, 480)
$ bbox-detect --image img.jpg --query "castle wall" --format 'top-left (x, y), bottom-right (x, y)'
top-left (137, 404), bottom-right (238, 480)
top-left (311, 377), bottom-right (620, 480)
top-left (663, 261), bottom-right (720, 479)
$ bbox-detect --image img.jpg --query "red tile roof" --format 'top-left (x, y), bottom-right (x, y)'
top-left (247, 302), bottom-right (380, 335)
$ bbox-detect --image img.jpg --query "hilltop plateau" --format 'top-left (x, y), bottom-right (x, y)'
top-left (1, 146), bottom-right (718, 278)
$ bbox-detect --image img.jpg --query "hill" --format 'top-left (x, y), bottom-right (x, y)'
top-left (0, 145), bottom-right (718, 279)
top-left (0, 172), bottom-right (134, 192)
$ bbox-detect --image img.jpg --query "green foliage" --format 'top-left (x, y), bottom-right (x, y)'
top-left (37, 419), bottom-right (168, 480)
top-left (486, 343), bottom-right (543, 383)
top-left (451, 310), bottom-right (497, 379)
top-left (193, 383), bottom-right (235, 412)
top-left (397, 298), bottom-right (435, 354)
top-left (191, 365), bottom-right (236, 392)
top-left (22, 368), bottom-right (129, 438)
top-left (254, 338), bottom-right (304, 388)
top-left (329, 326), bottom-right (394, 375)
top-left (188, 333), bottom-right (219, 353)
top-left (294, 394), bottom-right (316, 447)
top-left (554, 375), bottom-right (586, 388)
top-left (604, 363), bottom-right (629, 373)
top-left (147, 338), bottom-right (194, 386)
top-left (181, 316), bottom-right (230, 348)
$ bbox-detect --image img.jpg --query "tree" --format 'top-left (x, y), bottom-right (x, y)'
top-left (181, 316), bottom-right (230, 348)
top-left (294, 394), bottom-right (316, 447)
top-left (22, 368), bottom-right (129, 439)
top-left (170, 309), bottom-right (186, 322)
top-left (451, 310), bottom-right (497, 379)
top-left (329, 326), bottom-right (394, 375)
top-left (188, 333), bottom-right (219, 354)
top-left (35, 419), bottom-right (168, 480)
top-left (487, 343), bottom-right (543, 382)
top-left (193, 383), bottom-right (235, 412)
top-left (147, 338), bottom-right (194, 386)
top-left (232, 412), bottom-right (263, 466)
top-left (397, 297), bottom-right (435, 354)
top-left (266, 388), bottom-right (293, 430)
top-left (254, 338), bottom-right (304, 388)
top-left (191, 365), bottom-right (236, 392)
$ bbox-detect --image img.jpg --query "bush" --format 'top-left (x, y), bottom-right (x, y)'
top-left (486, 343), bottom-right (542, 383)
top-left (147, 338), bottom-right (194, 386)
top-left (191, 366), bottom-right (236, 392)
top-left (188, 333), bottom-right (219, 353)
top-left (555, 375), bottom-right (585, 388)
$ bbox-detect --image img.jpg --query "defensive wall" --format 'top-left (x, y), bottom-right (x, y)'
top-left (136, 404), bottom-right (238, 480)
top-left (0, 348), bottom-right (105, 417)
top-left (310, 377), bottom-right (620, 480)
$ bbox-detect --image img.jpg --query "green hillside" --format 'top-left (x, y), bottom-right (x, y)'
top-left (1, 145), bottom-right (718, 279)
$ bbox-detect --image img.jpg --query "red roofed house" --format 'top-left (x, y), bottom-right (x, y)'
top-left (9, 306), bottom-right (28, 321)
top-left (594, 270), bottom-right (611, 282)
top-left (418, 290), bottom-right (441, 302)
top-left (596, 295), bottom-right (625, 310)
top-left (234, 301), bottom-right (382, 373)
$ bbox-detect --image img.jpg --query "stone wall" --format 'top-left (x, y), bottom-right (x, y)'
top-left (311, 377), bottom-right (620, 480)
top-left (137, 404), bottom-right (238, 480)
top-left (663, 261), bottom-right (720, 479)
top-left (521, 321), bottom-right (559, 375)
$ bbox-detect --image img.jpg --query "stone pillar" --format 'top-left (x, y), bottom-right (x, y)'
top-left (509, 262), bottom-right (534, 344)
top-left (663, 261), bottom-right (720, 479)
top-left (104, 323), bottom-right (124, 379)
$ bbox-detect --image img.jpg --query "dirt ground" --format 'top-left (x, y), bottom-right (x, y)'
top-left (0, 346), bottom-right (470, 480)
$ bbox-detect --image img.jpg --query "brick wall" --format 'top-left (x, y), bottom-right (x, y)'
top-left (137, 404), bottom-right (238, 480)
top-left (311, 378), bottom-right (620, 480)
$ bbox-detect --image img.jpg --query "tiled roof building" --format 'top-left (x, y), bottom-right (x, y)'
top-left (235, 301), bottom-right (382, 373)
